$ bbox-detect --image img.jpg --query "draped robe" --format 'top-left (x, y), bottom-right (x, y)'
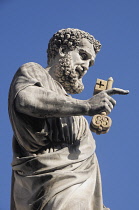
top-left (8, 62), bottom-right (109, 210)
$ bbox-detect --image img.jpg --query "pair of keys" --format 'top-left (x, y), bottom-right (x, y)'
top-left (90, 77), bottom-right (113, 135)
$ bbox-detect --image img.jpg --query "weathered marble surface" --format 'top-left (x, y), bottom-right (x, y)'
top-left (9, 28), bottom-right (128, 210)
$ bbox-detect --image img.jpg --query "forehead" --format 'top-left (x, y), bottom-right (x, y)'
top-left (77, 38), bottom-right (95, 57)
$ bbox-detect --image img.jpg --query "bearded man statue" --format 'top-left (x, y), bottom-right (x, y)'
top-left (8, 28), bottom-right (128, 210)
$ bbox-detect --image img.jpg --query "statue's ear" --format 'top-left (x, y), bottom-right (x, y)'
top-left (59, 47), bottom-right (65, 57)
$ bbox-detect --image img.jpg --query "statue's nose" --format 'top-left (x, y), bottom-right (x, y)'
top-left (82, 61), bottom-right (90, 71)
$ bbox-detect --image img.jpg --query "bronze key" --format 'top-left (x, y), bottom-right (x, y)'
top-left (90, 77), bottom-right (114, 134)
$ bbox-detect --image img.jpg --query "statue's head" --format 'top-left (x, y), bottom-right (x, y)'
top-left (47, 28), bottom-right (101, 94)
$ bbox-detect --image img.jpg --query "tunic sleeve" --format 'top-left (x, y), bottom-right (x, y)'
top-left (10, 62), bottom-right (46, 100)
top-left (8, 62), bottom-right (51, 153)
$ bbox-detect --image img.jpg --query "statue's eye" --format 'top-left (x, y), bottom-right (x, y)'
top-left (80, 52), bottom-right (88, 60)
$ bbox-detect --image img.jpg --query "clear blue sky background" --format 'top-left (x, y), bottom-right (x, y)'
top-left (0, 0), bottom-right (139, 209)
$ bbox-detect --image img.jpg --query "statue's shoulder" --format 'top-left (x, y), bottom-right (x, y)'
top-left (11, 62), bottom-right (49, 89)
top-left (15, 62), bottom-right (48, 79)
top-left (18, 62), bottom-right (45, 72)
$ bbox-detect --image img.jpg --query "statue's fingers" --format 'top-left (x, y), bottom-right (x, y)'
top-left (103, 98), bottom-right (114, 110)
top-left (106, 88), bottom-right (129, 96)
top-left (107, 95), bottom-right (116, 106)
top-left (103, 103), bottom-right (111, 115)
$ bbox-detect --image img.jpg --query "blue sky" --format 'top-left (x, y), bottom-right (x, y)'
top-left (0, 0), bottom-right (139, 209)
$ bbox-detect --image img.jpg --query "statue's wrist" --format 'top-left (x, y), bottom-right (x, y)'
top-left (79, 100), bottom-right (90, 116)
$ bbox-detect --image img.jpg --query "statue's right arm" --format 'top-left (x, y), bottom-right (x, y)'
top-left (15, 85), bottom-right (128, 118)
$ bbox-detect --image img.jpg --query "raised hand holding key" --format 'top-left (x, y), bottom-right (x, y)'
top-left (90, 77), bottom-right (129, 134)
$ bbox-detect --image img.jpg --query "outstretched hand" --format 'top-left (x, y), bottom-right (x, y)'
top-left (87, 88), bottom-right (129, 116)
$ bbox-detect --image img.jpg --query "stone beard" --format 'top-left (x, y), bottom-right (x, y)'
top-left (54, 53), bottom-right (85, 94)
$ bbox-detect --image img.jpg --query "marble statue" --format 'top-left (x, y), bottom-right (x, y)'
top-left (8, 28), bottom-right (129, 210)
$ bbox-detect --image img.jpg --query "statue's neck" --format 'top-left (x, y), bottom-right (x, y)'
top-left (47, 65), bottom-right (58, 81)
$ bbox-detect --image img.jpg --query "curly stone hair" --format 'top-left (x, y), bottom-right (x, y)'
top-left (47, 28), bottom-right (101, 65)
